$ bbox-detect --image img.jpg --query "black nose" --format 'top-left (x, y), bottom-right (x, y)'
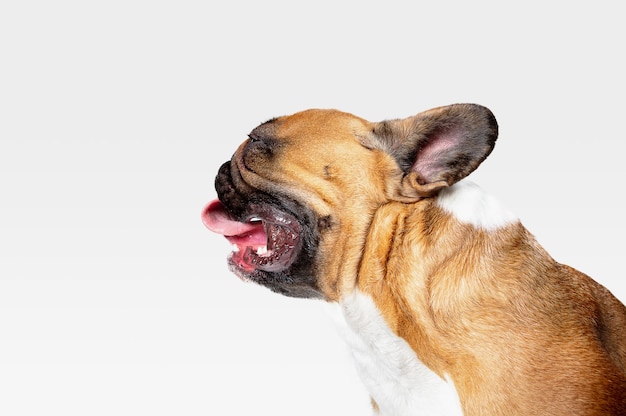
top-left (214, 160), bottom-right (232, 195)
top-left (213, 160), bottom-right (251, 218)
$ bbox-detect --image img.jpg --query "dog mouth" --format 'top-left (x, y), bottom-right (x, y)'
top-left (201, 199), bottom-right (302, 274)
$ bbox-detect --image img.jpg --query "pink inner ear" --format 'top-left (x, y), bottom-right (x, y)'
top-left (410, 128), bottom-right (461, 182)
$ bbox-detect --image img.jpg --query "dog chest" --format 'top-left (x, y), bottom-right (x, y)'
top-left (327, 291), bottom-right (463, 416)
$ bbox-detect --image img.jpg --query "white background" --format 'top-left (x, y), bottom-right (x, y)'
top-left (1, 1), bottom-right (624, 415)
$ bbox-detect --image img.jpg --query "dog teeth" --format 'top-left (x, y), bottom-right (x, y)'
top-left (232, 244), bottom-right (240, 253)
top-left (256, 246), bottom-right (268, 255)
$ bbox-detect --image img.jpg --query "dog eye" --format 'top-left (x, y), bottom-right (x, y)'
top-left (245, 133), bottom-right (279, 157)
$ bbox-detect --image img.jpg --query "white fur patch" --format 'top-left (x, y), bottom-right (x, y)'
top-left (326, 291), bottom-right (464, 416)
top-left (436, 180), bottom-right (517, 230)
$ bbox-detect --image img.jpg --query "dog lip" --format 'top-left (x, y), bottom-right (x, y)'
top-left (202, 199), bottom-right (302, 273)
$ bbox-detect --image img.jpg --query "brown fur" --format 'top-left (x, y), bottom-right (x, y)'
top-left (212, 105), bottom-right (626, 414)
top-left (359, 200), bottom-right (626, 414)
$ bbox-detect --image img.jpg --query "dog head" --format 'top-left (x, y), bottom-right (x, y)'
top-left (202, 104), bottom-right (498, 300)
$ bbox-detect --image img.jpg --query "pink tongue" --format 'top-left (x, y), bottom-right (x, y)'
top-left (201, 199), bottom-right (267, 245)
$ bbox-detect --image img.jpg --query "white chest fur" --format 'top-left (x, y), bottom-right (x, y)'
top-left (327, 291), bottom-right (463, 416)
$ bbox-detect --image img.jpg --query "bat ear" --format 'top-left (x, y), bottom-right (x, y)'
top-left (365, 104), bottom-right (498, 201)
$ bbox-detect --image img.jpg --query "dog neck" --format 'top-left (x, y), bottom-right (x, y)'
top-left (334, 180), bottom-right (626, 413)
top-left (335, 180), bottom-right (570, 413)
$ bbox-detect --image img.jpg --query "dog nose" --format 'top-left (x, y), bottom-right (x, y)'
top-left (216, 161), bottom-right (231, 181)
top-left (214, 160), bottom-right (233, 197)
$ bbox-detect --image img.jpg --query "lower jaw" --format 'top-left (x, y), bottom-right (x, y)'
top-left (227, 253), bottom-right (286, 283)
top-left (228, 252), bottom-right (256, 276)
top-left (227, 256), bottom-right (256, 283)
top-left (229, 244), bottom-right (298, 272)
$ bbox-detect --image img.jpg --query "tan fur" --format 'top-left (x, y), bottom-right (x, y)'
top-left (236, 109), bottom-right (395, 300)
top-left (358, 200), bottom-right (626, 414)
top-left (219, 107), bottom-right (626, 414)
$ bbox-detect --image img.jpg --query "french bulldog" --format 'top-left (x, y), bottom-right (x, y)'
top-left (202, 104), bottom-right (626, 415)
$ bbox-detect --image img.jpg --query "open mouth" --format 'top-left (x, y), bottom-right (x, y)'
top-left (201, 199), bottom-right (301, 274)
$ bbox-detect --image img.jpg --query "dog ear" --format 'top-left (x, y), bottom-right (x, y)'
top-left (366, 104), bottom-right (498, 201)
